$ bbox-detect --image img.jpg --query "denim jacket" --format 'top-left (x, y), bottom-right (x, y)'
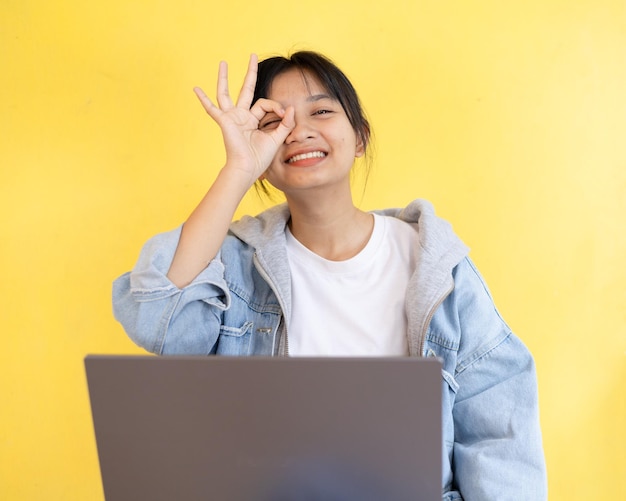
top-left (113, 199), bottom-right (547, 500)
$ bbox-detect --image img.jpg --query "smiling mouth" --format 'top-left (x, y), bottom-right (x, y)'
top-left (287, 151), bottom-right (327, 164)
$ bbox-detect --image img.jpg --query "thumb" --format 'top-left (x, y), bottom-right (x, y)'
top-left (269, 106), bottom-right (295, 145)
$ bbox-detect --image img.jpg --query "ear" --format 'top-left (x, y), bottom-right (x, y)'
top-left (355, 127), bottom-right (369, 158)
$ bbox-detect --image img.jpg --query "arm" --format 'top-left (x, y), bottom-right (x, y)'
top-left (167, 54), bottom-right (295, 288)
top-left (449, 259), bottom-right (547, 500)
top-left (113, 55), bottom-right (295, 351)
top-left (112, 226), bottom-right (232, 354)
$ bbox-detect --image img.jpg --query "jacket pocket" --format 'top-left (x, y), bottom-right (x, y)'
top-left (217, 321), bottom-right (254, 355)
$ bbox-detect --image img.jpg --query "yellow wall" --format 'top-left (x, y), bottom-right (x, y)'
top-left (1, 1), bottom-right (624, 499)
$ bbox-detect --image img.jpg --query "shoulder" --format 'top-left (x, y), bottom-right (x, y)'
top-left (376, 199), bottom-right (469, 263)
top-left (428, 257), bottom-right (526, 375)
top-left (229, 203), bottom-right (290, 247)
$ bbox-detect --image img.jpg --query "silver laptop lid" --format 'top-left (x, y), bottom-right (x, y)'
top-left (85, 355), bottom-right (442, 501)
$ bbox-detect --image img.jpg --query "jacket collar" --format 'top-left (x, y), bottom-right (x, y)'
top-left (229, 204), bottom-right (294, 325)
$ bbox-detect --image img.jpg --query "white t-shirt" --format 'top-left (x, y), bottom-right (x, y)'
top-left (286, 214), bottom-right (418, 356)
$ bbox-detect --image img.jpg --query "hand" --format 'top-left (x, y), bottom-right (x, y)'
top-left (193, 54), bottom-right (295, 185)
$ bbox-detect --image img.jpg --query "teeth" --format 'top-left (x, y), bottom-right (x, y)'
top-left (287, 151), bottom-right (326, 163)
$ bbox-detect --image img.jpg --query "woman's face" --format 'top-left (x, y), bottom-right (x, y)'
top-left (258, 69), bottom-right (364, 197)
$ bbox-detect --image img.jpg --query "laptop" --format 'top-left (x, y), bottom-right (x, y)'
top-left (85, 355), bottom-right (442, 501)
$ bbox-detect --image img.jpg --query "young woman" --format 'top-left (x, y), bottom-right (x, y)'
top-left (113, 51), bottom-right (547, 500)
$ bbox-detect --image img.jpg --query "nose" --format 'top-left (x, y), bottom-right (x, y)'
top-left (285, 116), bottom-right (315, 144)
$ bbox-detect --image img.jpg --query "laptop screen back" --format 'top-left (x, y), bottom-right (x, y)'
top-left (85, 355), bottom-right (442, 501)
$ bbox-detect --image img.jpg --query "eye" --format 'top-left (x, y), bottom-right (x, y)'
top-left (313, 109), bottom-right (334, 116)
top-left (260, 119), bottom-right (281, 130)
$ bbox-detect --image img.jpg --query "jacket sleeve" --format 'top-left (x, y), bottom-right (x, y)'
top-left (449, 258), bottom-right (547, 500)
top-left (112, 226), bottom-right (231, 355)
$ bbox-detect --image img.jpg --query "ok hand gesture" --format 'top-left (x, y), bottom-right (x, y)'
top-left (194, 54), bottom-right (295, 186)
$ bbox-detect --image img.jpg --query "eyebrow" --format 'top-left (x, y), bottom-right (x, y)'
top-left (307, 93), bottom-right (333, 102)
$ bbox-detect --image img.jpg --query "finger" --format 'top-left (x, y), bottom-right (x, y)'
top-left (236, 54), bottom-right (259, 109)
top-left (249, 97), bottom-right (285, 123)
top-left (215, 60), bottom-right (234, 111)
top-left (193, 87), bottom-right (222, 122)
top-left (269, 105), bottom-right (296, 144)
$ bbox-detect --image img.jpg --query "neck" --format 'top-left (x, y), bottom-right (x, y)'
top-left (286, 193), bottom-right (374, 261)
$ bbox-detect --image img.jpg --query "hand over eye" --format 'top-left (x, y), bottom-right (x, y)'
top-left (193, 54), bottom-right (295, 183)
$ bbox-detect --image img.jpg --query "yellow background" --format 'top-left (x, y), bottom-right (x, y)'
top-left (1, 1), bottom-right (624, 499)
